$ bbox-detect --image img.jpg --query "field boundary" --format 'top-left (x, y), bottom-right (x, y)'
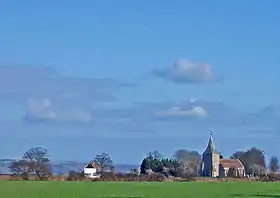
top-left (0, 174), bottom-right (261, 182)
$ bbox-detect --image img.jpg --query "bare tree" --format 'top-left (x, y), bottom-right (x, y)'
top-left (9, 160), bottom-right (32, 180)
top-left (249, 163), bottom-right (266, 176)
top-left (94, 153), bottom-right (113, 172)
top-left (23, 147), bottom-right (52, 180)
top-left (173, 149), bottom-right (189, 168)
top-left (173, 149), bottom-right (200, 176)
top-left (269, 156), bottom-right (279, 174)
top-left (231, 147), bottom-right (266, 176)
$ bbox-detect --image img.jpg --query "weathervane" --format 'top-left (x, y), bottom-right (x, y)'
top-left (208, 129), bottom-right (213, 136)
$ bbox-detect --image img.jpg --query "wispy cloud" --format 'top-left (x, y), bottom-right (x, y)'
top-left (152, 59), bottom-right (221, 84)
top-left (0, 63), bottom-right (129, 105)
top-left (23, 98), bottom-right (92, 123)
top-left (93, 99), bottom-right (247, 126)
top-left (0, 63), bottom-right (134, 124)
top-left (154, 106), bottom-right (207, 118)
top-left (86, 99), bottom-right (280, 139)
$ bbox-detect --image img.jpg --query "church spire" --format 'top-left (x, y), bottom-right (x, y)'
top-left (207, 134), bottom-right (215, 152)
top-left (203, 131), bottom-right (219, 155)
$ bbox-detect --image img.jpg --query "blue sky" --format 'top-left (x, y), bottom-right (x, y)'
top-left (1, 1), bottom-right (280, 164)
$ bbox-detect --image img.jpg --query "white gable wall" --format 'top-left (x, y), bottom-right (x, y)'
top-left (83, 166), bottom-right (100, 178)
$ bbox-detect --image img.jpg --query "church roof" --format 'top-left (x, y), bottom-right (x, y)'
top-left (203, 134), bottom-right (219, 155)
top-left (220, 159), bottom-right (244, 169)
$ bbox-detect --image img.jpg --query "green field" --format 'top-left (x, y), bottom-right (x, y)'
top-left (0, 181), bottom-right (280, 197)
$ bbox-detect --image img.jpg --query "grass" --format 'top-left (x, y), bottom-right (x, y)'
top-left (0, 181), bottom-right (280, 197)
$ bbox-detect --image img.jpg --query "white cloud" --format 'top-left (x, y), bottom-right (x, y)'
top-left (96, 99), bottom-right (251, 126)
top-left (153, 59), bottom-right (220, 84)
top-left (0, 64), bottom-right (134, 125)
top-left (154, 106), bottom-right (207, 118)
top-left (24, 98), bottom-right (92, 123)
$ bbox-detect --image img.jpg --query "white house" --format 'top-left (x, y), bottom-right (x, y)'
top-left (83, 161), bottom-right (101, 179)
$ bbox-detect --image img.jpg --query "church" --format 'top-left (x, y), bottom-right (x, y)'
top-left (200, 134), bottom-right (245, 177)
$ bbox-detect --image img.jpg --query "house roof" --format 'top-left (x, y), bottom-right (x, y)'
top-left (85, 161), bottom-right (99, 169)
top-left (220, 159), bottom-right (244, 169)
top-left (203, 135), bottom-right (219, 155)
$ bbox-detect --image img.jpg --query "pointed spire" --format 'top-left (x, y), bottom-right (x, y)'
top-left (203, 131), bottom-right (219, 155)
top-left (208, 135), bottom-right (215, 152)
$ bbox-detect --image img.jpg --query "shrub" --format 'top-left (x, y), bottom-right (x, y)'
top-left (145, 173), bottom-right (167, 182)
top-left (114, 173), bottom-right (139, 181)
top-left (66, 171), bottom-right (85, 181)
top-left (260, 173), bottom-right (280, 182)
top-left (99, 171), bottom-right (117, 181)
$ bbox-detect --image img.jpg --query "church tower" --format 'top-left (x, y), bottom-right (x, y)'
top-left (200, 134), bottom-right (220, 177)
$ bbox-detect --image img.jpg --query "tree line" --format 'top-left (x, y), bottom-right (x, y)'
top-left (0, 147), bottom-right (114, 180)
top-left (0, 146), bottom-right (279, 181)
top-left (139, 147), bottom-right (279, 178)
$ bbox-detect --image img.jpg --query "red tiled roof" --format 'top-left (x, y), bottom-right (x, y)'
top-left (91, 161), bottom-right (99, 168)
top-left (220, 159), bottom-right (244, 169)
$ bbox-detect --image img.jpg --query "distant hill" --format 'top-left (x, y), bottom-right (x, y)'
top-left (0, 159), bottom-right (138, 175)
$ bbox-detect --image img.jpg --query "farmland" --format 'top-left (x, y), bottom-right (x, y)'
top-left (0, 181), bottom-right (280, 198)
